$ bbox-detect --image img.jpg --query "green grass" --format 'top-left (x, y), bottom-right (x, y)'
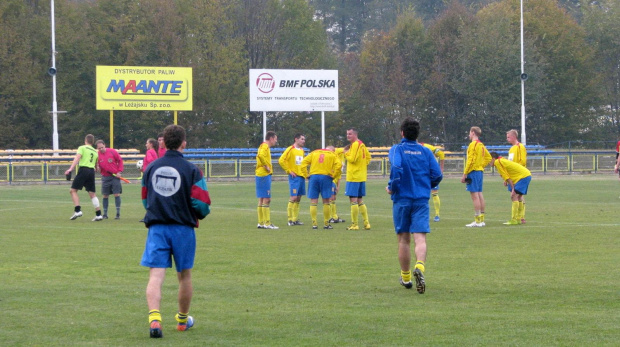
top-left (1, 175), bottom-right (619, 346)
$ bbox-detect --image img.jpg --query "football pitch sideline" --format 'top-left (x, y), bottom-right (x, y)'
top-left (0, 175), bottom-right (618, 346)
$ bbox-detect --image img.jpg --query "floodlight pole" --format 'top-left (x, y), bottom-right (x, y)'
top-left (520, 0), bottom-right (527, 145)
top-left (50, 0), bottom-right (60, 153)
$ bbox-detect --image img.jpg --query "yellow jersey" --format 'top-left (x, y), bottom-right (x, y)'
top-left (464, 140), bottom-right (491, 174)
top-left (508, 143), bottom-right (527, 167)
top-left (255, 142), bottom-right (273, 177)
top-left (278, 145), bottom-right (306, 177)
top-left (334, 147), bottom-right (345, 183)
top-left (301, 149), bottom-right (342, 180)
top-left (493, 157), bottom-right (531, 183)
top-left (345, 140), bottom-right (371, 182)
top-left (420, 143), bottom-right (445, 161)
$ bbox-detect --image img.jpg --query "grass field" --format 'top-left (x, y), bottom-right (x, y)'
top-left (1, 175), bottom-right (619, 346)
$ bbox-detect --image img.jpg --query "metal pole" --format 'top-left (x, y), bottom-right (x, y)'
top-left (263, 111), bottom-right (267, 140)
top-left (321, 111), bottom-right (325, 148)
top-left (520, 0), bottom-right (527, 145)
top-left (51, 0), bottom-right (59, 153)
top-left (109, 110), bottom-right (114, 148)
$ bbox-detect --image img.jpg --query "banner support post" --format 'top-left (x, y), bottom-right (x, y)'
top-left (110, 110), bottom-right (114, 148)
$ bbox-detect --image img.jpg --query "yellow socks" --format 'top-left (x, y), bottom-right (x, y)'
top-left (263, 205), bottom-right (271, 225)
top-left (175, 312), bottom-right (189, 324)
top-left (401, 270), bottom-right (412, 282)
top-left (512, 201), bottom-right (519, 222)
top-left (257, 205), bottom-right (264, 225)
top-left (432, 193), bottom-right (440, 216)
top-left (287, 201), bottom-right (294, 221)
top-left (350, 202), bottom-right (359, 225)
top-left (480, 213), bottom-right (485, 223)
top-left (294, 201), bottom-right (300, 221)
top-left (359, 203), bottom-right (369, 224)
top-left (519, 201), bottom-right (525, 220)
top-left (415, 261), bottom-right (426, 273)
top-left (149, 309), bottom-right (162, 323)
top-left (323, 203), bottom-right (331, 225)
top-left (330, 201), bottom-right (338, 219)
top-left (310, 203), bottom-right (318, 225)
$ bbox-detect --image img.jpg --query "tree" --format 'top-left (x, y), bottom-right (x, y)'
top-left (582, 0), bottom-right (620, 140)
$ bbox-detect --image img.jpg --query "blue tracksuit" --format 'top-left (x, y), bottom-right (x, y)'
top-left (388, 138), bottom-right (443, 203)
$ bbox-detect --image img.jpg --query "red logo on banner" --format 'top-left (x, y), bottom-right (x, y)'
top-left (256, 73), bottom-right (275, 93)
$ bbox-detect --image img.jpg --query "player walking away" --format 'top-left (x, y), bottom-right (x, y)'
top-left (157, 132), bottom-right (167, 158)
top-left (328, 146), bottom-right (346, 224)
top-left (506, 129), bottom-right (528, 223)
top-left (488, 152), bottom-right (531, 225)
top-left (141, 124), bottom-right (211, 338)
top-left (343, 128), bottom-right (372, 230)
top-left (142, 138), bottom-right (159, 172)
top-left (461, 126), bottom-right (492, 227)
top-left (278, 133), bottom-right (307, 226)
top-left (95, 140), bottom-right (124, 219)
top-left (65, 134), bottom-right (103, 221)
top-left (387, 118), bottom-right (443, 294)
top-left (419, 142), bottom-right (445, 222)
top-left (256, 131), bottom-right (279, 229)
top-left (301, 146), bottom-right (342, 229)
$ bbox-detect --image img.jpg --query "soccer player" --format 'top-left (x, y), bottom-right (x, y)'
top-left (256, 131), bottom-right (278, 229)
top-left (343, 128), bottom-right (372, 230)
top-left (328, 146), bottom-right (346, 224)
top-left (64, 134), bottom-right (103, 221)
top-left (278, 133), bottom-right (307, 226)
top-left (506, 129), bottom-right (528, 223)
top-left (142, 138), bottom-right (159, 172)
top-left (301, 146), bottom-right (342, 229)
top-left (95, 140), bottom-right (124, 219)
top-left (141, 124), bottom-right (211, 338)
top-left (419, 142), bottom-right (445, 222)
top-left (157, 132), bottom-right (167, 158)
top-left (461, 126), bottom-right (492, 227)
top-left (387, 118), bottom-right (443, 294)
top-left (488, 152), bottom-right (531, 225)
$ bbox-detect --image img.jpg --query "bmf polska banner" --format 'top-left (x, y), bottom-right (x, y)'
top-left (249, 69), bottom-right (338, 112)
top-left (96, 65), bottom-right (192, 111)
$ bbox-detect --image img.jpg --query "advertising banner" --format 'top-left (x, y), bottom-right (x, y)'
top-left (249, 69), bottom-right (338, 112)
top-left (96, 65), bottom-right (192, 111)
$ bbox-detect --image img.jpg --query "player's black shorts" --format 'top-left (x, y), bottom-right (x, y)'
top-left (71, 167), bottom-right (96, 192)
top-left (101, 175), bottom-right (122, 195)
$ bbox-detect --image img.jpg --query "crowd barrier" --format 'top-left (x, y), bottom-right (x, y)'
top-left (0, 150), bottom-right (616, 184)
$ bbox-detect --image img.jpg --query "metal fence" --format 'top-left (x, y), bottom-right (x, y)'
top-left (0, 151), bottom-right (616, 184)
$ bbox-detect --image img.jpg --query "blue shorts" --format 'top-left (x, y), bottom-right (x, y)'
top-left (307, 175), bottom-right (333, 200)
top-left (141, 224), bottom-right (196, 272)
top-left (508, 176), bottom-right (531, 195)
top-left (255, 175), bottom-right (272, 198)
top-left (345, 181), bottom-right (366, 198)
top-left (466, 171), bottom-right (484, 192)
top-left (288, 175), bottom-right (306, 197)
top-left (392, 199), bottom-right (430, 234)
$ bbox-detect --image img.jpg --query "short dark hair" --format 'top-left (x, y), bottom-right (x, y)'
top-left (85, 134), bottom-right (95, 145)
top-left (400, 117), bottom-right (420, 141)
top-left (95, 140), bottom-right (105, 147)
top-left (347, 128), bottom-right (358, 135)
top-left (490, 151), bottom-right (500, 159)
top-left (294, 133), bottom-right (304, 140)
top-left (163, 125), bottom-right (186, 151)
top-left (266, 131), bottom-right (277, 141)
